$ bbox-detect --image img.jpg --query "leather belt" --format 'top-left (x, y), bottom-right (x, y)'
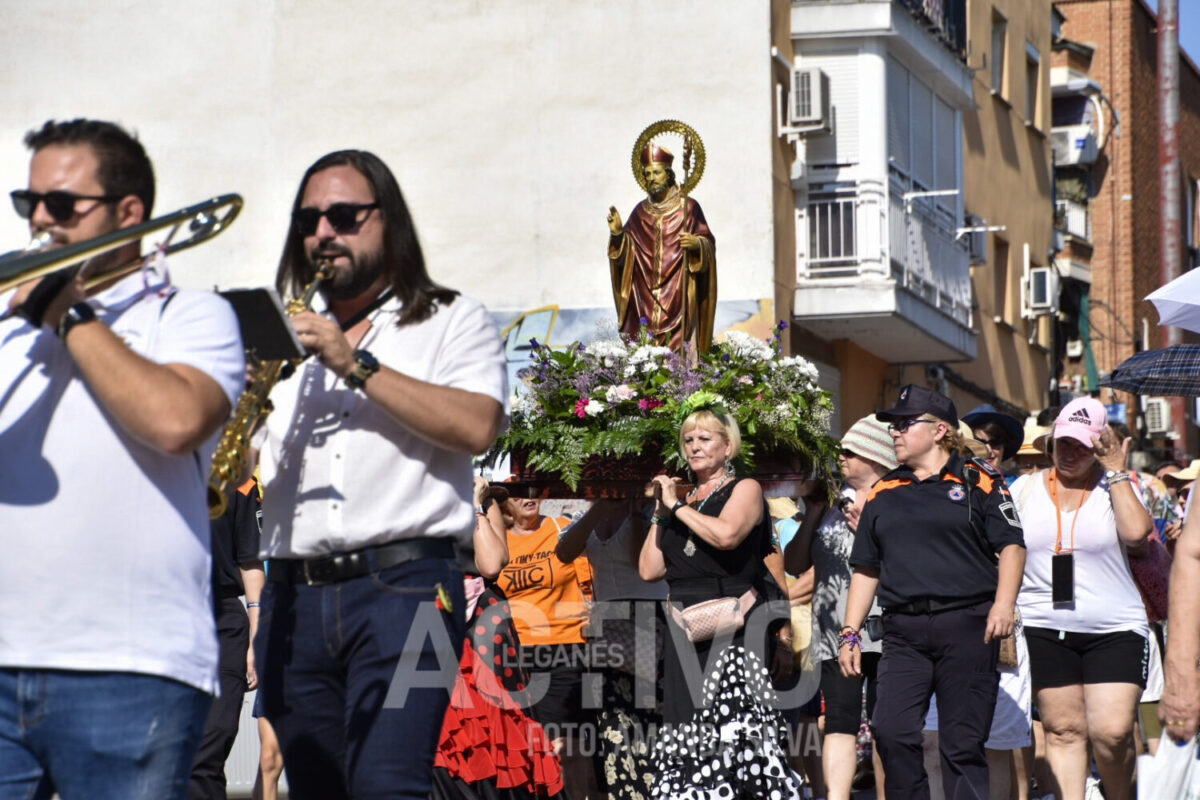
top-left (269, 538), bottom-right (455, 587)
top-left (886, 593), bottom-right (993, 615)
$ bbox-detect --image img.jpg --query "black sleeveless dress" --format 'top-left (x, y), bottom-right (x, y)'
top-left (651, 478), bottom-right (803, 800)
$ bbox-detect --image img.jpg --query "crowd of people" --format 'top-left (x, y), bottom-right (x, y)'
top-left (0, 115), bottom-right (1197, 800)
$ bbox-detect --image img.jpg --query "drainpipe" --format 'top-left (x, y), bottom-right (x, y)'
top-left (1158, 0), bottom-right (1185, 449)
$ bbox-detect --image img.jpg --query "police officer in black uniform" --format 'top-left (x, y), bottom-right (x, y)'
top-left (837, 385), bottom-right (1026, 799)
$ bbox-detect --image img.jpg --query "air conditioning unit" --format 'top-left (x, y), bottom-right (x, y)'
top-left (1051, 124), bottom-right (1098, 165)
top-left (1027, 266), bottom-right (1057, 313)
top-left (1065, 339), bottom-right (1084, 359)
top-left (790, 67), bottom-right (831, 130)
top-left (1144, 396), bottom-right (1171, 435)
top-left (962, 214), bottom-right (988, 264)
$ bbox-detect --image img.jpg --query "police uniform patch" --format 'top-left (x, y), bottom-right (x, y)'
top-left (947, 485), bottom-right (966, 501)
top-left (998, 500), bottom-right (1022, 528)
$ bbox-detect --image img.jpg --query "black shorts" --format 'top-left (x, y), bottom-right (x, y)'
top-left (821, 653), bottom-right (880, 735)
top-left (524, 644), bottom-right (597, 732)
top-left (1025, 626), bottom-right (1148, 689)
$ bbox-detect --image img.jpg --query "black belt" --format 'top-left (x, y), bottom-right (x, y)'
top-left (269, 537), bottom-right (455, 587)
top-left (886, 593), bottom-right (992, 615)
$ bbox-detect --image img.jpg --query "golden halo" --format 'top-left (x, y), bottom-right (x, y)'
top-left (631, 120), bottom-right (706, 196)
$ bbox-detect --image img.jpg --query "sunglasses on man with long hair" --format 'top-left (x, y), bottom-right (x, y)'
top-left (292, 202), bottom-right (379, 236)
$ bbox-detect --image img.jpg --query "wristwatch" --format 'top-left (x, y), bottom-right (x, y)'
top-left (56, 302), bottom-right (97, 340)
top-left (344, 349), bottom-right (380, 390)
top-left (1104, 469), bottom-right (1130, 483)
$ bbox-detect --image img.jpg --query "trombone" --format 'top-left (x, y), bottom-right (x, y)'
top-left (0, 194), bottom-right (243, 294)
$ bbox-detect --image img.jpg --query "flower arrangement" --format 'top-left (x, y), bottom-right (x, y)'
top-left (488, 321), bottom-right (839, 491)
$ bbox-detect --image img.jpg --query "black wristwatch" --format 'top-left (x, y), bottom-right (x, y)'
top-left (670, 499), bottom-right (687, 515)
top-left (344, 349), bottom-right (380, 390)
top-left (56, 302), bottom-right (97, 340)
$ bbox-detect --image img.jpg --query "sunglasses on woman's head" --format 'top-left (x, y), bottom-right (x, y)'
top-left (292, 202), bottom-right (379, 236)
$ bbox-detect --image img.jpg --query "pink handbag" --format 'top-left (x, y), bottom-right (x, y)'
top-left (667, 588), bottom-right (758, 643)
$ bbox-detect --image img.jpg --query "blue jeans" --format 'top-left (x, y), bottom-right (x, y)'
top-left (0, 669), bottom-right (211, 800)
top-left (255, 555), bottom-right (465, 800)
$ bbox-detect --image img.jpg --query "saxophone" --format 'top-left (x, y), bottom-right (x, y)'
top-left (207, 262), bottom-right (334, 518)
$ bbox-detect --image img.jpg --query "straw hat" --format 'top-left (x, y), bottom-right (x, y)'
top-left (766, 496), bottom-right (801, 520)
top-left (1017, 424), bottom-right (1052, 456)
top-left (1165, 459), bottom-right (1200, 483)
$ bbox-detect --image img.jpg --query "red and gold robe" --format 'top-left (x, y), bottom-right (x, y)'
top-left (608, 186), bottom-right (716, 352)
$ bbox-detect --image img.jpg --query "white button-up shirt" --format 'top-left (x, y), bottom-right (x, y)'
top-left (259, 291), bottom-right (508, 558)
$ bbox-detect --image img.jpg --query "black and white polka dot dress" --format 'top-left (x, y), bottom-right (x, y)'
top-left (651, 644), bottom-right (802, 799)
top-left (654, 480), bottom-right (804, 800)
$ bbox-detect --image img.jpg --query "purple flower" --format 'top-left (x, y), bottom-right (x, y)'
top-left (639, 316), bottom-right (650, 327)
top-left (529, 338), bottom-right (539, 348)
top-left (776, 320), bottom-right (789, 331)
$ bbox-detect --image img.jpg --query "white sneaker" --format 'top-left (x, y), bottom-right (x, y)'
top-left (1084, 775), bottom-right (1103, 800)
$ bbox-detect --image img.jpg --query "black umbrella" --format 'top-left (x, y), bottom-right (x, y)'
top-left (1100, 344), bottom-right (1200, 396)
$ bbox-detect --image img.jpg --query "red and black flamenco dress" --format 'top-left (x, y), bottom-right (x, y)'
top-left (431, 581), bottom-right (565, 800)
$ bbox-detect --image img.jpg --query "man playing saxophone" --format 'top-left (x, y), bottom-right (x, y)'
top-left (0, 119), bottom-right (245, 799)
top-left (254, 149), bottom-right (507, 800)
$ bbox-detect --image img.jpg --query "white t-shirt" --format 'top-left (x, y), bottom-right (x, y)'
top-left (1012, 471), bottom-right (1149, 638)
top-left (0, 262), bottom-right (245, 693)
top-left (260, 292), bottom-right (508, 558)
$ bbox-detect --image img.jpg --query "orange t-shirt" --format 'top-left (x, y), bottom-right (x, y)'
top-left (499, 516), bottom-right (592, 646)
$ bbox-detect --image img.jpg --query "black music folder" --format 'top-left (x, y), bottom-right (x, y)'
top-left (219, 287), bottom-right (305, 361)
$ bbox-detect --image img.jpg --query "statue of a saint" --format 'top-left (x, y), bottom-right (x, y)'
top-left (607, 143), bottom-right (716, 352)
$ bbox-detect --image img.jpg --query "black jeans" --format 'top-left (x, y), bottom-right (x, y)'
top-left (189, 597), bottom-right (249, 800)
top-left (871, 602), bottom-right (999, 800)
top-left (255, 556), bottom-right (465, 800)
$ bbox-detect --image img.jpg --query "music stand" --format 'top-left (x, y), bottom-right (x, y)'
top-left (219, 288), bottom-right (305, 361)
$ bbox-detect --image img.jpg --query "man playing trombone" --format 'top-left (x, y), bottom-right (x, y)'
top-left (253, 149), bottom-right (507, 800)
top-left (0, 119), bottom-right (245, 800)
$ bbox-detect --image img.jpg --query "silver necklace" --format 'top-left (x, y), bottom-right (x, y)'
top-left (682, 473), bottom-right (731, 556)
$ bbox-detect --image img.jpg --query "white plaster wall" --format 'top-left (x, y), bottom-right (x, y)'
top-left (0, 0), bottom-right (777, 312)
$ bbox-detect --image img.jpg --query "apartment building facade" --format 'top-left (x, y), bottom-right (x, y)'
top-left (1053, 0), bottom-right (1200, 456)
top-left (786, 0), bottom-right (1055, 424)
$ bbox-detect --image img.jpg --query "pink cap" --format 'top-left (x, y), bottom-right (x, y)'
top-left (1053, 397), bottom-right (1108, 449)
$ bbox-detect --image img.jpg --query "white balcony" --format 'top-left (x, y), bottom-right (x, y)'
top-left (794, 178), bottom-right (976, 362)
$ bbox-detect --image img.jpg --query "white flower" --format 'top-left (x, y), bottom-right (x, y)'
top-left (605, 384), bottom-right (638, 403)
top-left (720, 330), bottom-right (773, 362)
top-left (584, 338), bottom-right (629, 365)
top-left (510, 392), bottom-right (540, 417)
top-left (584, 399), bottom-right (605, 416)
top-left (628, 344), bottom-right (672, 364)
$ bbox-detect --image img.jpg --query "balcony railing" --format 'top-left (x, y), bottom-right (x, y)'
top-left (801, 181), bottom-right (888, 278)
top-left (795, 0), bottom-right (967, 56)
top-left (1055, 199), bottom-right (1091, 241)
top-left (889, 186), bottom-right (972, 327)
top-left (798, 178), bottom-right (972, 328)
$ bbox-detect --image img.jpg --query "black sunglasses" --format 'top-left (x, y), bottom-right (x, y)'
top-left (293, 202), bottom-right (379, 236)
top-left (10, 189), bottom-right (121, 222)
top-left (887, 418), bottom-right (938, 434)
